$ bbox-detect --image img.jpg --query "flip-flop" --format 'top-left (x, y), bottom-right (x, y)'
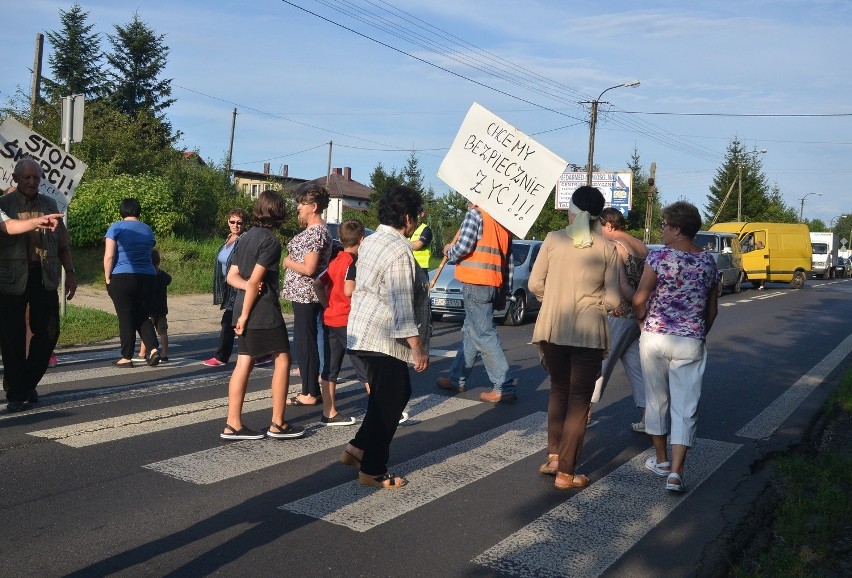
top-left (287, 395), bottom-right (320, 406)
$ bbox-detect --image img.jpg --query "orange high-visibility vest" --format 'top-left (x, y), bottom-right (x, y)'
top-left (454, 208), bottom-right (510, 288)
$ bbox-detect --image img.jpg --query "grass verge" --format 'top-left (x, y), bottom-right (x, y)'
top-left (730, 370), bottom-right (852, 577)
top-left (58, 304), bottom-right (119, 347)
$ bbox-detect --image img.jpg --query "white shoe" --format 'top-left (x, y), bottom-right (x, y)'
top-left (644, 456), bottom-right (672, 476)
top-left (399, 411), bottom-right (410, 424)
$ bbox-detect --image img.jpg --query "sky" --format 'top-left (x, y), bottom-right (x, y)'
top-left (2, 0), bottom-right (851, 231)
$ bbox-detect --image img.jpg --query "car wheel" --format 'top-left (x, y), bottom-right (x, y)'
top-left (431, 312), bottom-right (443, 321)
top-left (790, 270), bottom-right (806, 289)
top-left (503, 291), bottom-right (526, 326)
top-left (732, 271), bottom-right (742, 294)
top-left (717, 279), bottom-right (723, 297)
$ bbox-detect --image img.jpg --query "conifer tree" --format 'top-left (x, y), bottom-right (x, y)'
top-left (45, 3), bottom-right (106, 100)
top-left (105, 12), bottom-right (175, 121)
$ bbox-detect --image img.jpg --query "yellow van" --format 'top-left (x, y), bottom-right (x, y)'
top-left (708, 222), bottom-right (811, 289)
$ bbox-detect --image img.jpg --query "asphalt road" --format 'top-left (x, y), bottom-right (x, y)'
top-left (2, 278), bottom-right (851, 577)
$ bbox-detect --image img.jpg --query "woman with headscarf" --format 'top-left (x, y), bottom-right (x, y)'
top-left (632, 201), bottom-right (718, 493)
top-left (528, 186), bottom-right (621, 490)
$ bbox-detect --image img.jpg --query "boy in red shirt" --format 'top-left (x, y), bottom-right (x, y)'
top-left (314, 219), bottom-right (368, 426)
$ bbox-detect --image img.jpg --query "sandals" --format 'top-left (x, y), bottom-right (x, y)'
top-left (267, 422), bottom-right (305, 439)
top-left (340, 450), bottom-right (362, 468)
top-left (554, 472), bottom-right (590, 490)
top-left (286, 395), bottom-right (321, 406)
top-left (220, 424), bottom-right (264, 440)
top-left (665, 473), bottom-right (687, 493)
top-left (539, 453), bottom-right (559, 475)
top-left (644, 456), bottom-right (672, 477)
top-left (359, 471), bottom-right (406, 489)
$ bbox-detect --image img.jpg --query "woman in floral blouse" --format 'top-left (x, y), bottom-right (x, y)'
top-left (283, 183), bottom-right (332, 406)
top-left (632, 201), bottom-right (719, 493)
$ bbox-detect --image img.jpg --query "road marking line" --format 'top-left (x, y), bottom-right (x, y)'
top-left (429, 348), bottom-right (458, 359)
top-left (473, 438), bottom-right (741, 577)
top-left (26, 379), bottom-right (362, 445)
top-left (737, 331), bottom-right (852, 439)
top-left (143, 394), bottom-right (481, 485)
top-left (279, 412), bottom-right (548, 532)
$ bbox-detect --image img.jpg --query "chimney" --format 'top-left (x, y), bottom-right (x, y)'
top-left (282, 164), bottom-right (288, 177)
top-left (344, 167), bottom-right (352, 180)
top-left (263, 162), bottom-right (270, 175)
top-left (333, 167), bottom-right (342, 175)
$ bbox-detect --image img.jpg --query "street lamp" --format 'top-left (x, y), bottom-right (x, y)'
top-left (798, 192), bottom-right (823, 221)
top-left (830, 215), bottom-right (848, 231)
top-left (737, 149), bottom-right (767, 222)
top-left (585, 80), bottom-right (640, 185)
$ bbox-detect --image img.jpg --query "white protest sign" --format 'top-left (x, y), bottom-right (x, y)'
top-left (437, 103), bottom-right (567, 238)
top-left (0, 116), bottom-right (88, 213)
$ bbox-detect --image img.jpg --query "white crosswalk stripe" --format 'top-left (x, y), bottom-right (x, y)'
top-left (279, 412), bottom-right (547, 532)
top-left (473, 438), bottom-right (741, 577)
top-left (143, 394), bottom-right (480, 484)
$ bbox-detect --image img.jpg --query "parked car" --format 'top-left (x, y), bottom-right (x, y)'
top-left (836, 256), bottom-right (851, 278)
top-left (428, 239), bottom-right (543, 326)
top-left (326, 222), bottom-right (373, 257)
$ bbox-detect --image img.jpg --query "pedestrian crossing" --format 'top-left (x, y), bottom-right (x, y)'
top-left (6, 336), bottom-right (843, 578)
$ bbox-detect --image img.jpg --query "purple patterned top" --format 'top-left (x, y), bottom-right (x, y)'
top-left (643, 247), bottom-right (718, 339)
top-left (282, 224), bottom-right (332, 303)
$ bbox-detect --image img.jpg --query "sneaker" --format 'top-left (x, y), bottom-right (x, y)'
top-left (644, 456), bottom-right (672, 476)
top-left (160, 357), bottom-right (169, 363)
top-left (48, 355), bottom-right (58, 368)
top-left (6, 400), bottom-right (29, 413)
top-left (255, 356), bottom-right (273, 366)
top-left (132, 356), bottom-right (147, 363)
top-left (320, 413), bottom-right (356, 426)
top-left (202, 357), bottom-right (226, 367)
top-left (399, 411), bottom-right (410, 424)
top-left (220, 424), bottom-right (265, 440)
top-left (267, 422), bottom-right (305, 439)
top-left (631, 420), bottom-right (646, 433)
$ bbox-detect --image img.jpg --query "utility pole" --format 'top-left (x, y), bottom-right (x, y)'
top-left (643, 162), bottom-right (656, 244)
top-left (225, 108), bottom-right (236, 184)
top-left (583, 80), bottom-right (640, 186)
top-left (326, 141), bottom-right (333, 187)
top-left (29, 34), bottom-right (44, 129)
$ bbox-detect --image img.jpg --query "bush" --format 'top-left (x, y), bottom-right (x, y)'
top-left (68, 174), bottom-right (182, 247)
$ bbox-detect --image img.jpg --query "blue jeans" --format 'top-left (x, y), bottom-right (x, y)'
top-left (449, 283), bottom-right (513, 394)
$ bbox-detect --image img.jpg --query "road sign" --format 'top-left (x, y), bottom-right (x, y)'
top-left (61, 94), bottom-right (85, 145)
top-left (556, 170), bottom-right (633, 216)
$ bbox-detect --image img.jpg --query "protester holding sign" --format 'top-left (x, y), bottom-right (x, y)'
top-left (528, 186), bottom-right (620, 490)
top-left (0, 158), bottom-right (77, 413)
top-left (436, 204), bottom-right (516, 403)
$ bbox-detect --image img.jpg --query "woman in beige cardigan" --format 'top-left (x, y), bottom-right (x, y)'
top-left (528, 186), bottom-right (621, 490)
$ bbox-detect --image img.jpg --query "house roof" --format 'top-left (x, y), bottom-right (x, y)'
top-left (288, 167), bottom-right (374, 201)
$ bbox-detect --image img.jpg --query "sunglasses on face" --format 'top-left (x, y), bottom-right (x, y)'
top-left (229, 220), bottom-right (243, 225)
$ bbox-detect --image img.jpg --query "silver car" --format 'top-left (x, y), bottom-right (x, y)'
top-left (428, 239), bottom-right (543, 326)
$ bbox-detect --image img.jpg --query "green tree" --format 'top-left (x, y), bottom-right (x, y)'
top-left (105, 12), bottom-right (175, 124)
top-left (71, 100), bottom-right (179, 178)
top-left (705, 138), bottom-right (770, 225)
top-left (761, 183), bottom-right (799, 223)
top-left (44, 3), bottom-right (106, 100)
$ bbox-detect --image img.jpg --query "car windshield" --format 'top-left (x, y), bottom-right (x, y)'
top-left (694, 233), bottom-right (718, 252)
top-left (812, 243), bottom-right (828, 254)
top-left (512, 243), bottom-right (530, 266)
